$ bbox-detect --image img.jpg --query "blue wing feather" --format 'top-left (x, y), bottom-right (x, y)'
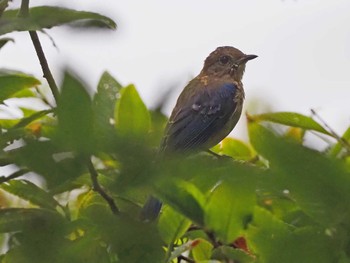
top-left (162, 83), bottom-right (238, 152)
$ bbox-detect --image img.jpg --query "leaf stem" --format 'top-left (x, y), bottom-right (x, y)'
top-left (0, 169), bottom-right (30, 184)
top-left (87, 158), bottom-right (120, 215)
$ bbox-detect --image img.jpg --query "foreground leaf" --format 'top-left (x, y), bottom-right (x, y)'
top-left (249, 112), bottom-right (331, 136)
top-left (248, 121), bottom-right (350, 227)
top-left (0, 6), bottom-right (116, 35)
top-left (0, 179), bottom-right (59, 210)
top-left (114, 84), bottom-right (150, 137)
top-left (0, 70), bottom-right (40, 103)
top-left (57, 73), bottom-right (93, 153)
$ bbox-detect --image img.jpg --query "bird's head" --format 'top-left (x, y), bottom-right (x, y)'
top-left (201, 46), bottom-right (257, 81)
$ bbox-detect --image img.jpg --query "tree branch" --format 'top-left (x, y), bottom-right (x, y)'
top-left (87, 158), bottom-right (120, 215)
top-left (29, 31), bottom-right (60, 102)
top-left (18, 0), bottom-right (60, 102)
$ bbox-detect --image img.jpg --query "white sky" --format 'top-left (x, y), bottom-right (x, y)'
top-left (1, 0), bottom-right (350, 141)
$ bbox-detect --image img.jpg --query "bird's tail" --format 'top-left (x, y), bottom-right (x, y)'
top-left (139, 196), bottom-right (162, 222)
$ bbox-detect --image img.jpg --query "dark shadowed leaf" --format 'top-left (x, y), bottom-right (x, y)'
top-left (0, 6), bottom-right (116, 35)
top-left (0, 179), bottom-right (59, 210)
top-left (0, 208), bottom-right (62, 233)
top-left (0, 37), bottom-right (13, 49)
top-left (249, 112), bottom-right (331, 136)
top-left (0, 70), bottom-right (40, 103)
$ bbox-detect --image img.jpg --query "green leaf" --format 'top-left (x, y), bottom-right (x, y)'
top-left (114, 84), bottom-right (151, 137)
top-left (249, 112), bottom-right (332, 136)
top-left (213, 137), bottom-right (255, 160)
top-left (0, 208), bottom-right (61, 233)
top-left (191, 238), bottom-right (213, 261)
top-left (212, 246), bottom-right (255, 263)
top-left (158, 205), bottom-right (192, 244)
top-left (328, 126), bottom-right (350, 158)
top-left (0, 0), bottom-right (9, 17)
top-left (0, 179), bottom-right (60, 210)
top-left (205, 180), bottom-right (255, 243)
top-left (247, 207), bottom-right (338, 263)
top-left (12, 140), bottom-right (85, 191)
top-left (93, 71), bottom-right (122, 148)
top-left (0, 70), bottom-right (40, 103)
top-left (57, 73), bottom-right (93, 153)
top-left (167, 239), bottom-right (202, 263)
top-left (0, 6), bottom-right (116, 35)
top-left (157, 178), bottom-right (205, 225)
top-left (13, 109), bottom-right (53, 129)
top-left (0, 37), bottom-right (13, 49)
top-left (248, 121), bottom-right (350, 227)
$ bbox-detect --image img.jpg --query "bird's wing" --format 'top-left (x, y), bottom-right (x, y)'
top-left (161, 83), bottom-right (238, 152)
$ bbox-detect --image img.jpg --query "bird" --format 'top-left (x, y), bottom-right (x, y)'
top-left (140, 46), bottom-right (257, 221)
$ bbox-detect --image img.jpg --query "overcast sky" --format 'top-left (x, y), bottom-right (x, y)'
top-left (1, 0), bottom-right (350, 141)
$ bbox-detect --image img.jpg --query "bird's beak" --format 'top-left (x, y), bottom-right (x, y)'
top-left (238, 54), bottom-right (258, 64)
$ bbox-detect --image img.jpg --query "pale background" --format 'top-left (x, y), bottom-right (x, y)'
top-left (1, 0), bottom-right (350, 143)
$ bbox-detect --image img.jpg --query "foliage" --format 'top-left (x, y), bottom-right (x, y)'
top-left (1, 1), bottom-right (350, 263)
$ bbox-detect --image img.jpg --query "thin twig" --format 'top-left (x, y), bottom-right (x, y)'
top-left (0, 169), bottom-right (30, 184)
top-left (87, 158), bottom-right (120, 215)
top-left (18, 0), bottom-right (60, 102)
top-left (29, 31), bottom-right (60, 102)
top-left (177, 255), bottom-right (195, 263)
top-left (311, 109), bottom-right (350, 152)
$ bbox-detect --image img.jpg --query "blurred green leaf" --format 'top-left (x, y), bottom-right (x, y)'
top-left (114, 84), bottom-right (151, 137)
top-left (0, 208), bottom-right (62, 233)
top-left (328, 126), bottom-right (350, 158)
top-left (0, 37), bottom-right (13, 49)
top-left (93, 71), bottom-right (121, 148)
top-left (57, 73), bottom-right (93, 153)
top-left (0, 6), bottom-right (116, 35)
top-left (12, 140), bottom-right (85, 191)
top-left (247, 207), bottom-right (338, 263)
top-left (0, 70), bottom-right (40, 103)
top-left (249, 112), bottom-right (332, 136)
top-left (157, 178), bottom-right (205, 225)
top-left (13, 109), bottom-right (53, 129)
top-left (0, 179), bottom-right (59, 210)
top-left (248, 121), bottom-right (350, 227)
top-left (212, 246), bottom-right (255, 263)
top-left (205, 180), bottom-right (255, 243)
top-left (158, 205), bottom-right (191, 244)
top-left (0, 0), bottom-right (9, 17)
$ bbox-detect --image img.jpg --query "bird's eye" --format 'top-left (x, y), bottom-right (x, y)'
top-left (219, 55), bottom-right (230, 65)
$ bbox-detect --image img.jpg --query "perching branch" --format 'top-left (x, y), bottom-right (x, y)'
top-left (87, 158), bottom-right (120, 215)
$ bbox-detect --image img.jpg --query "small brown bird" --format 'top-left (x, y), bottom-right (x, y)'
top-left (141, 46), bottom-right (257, 221)
top-left (161, 46), bottom-right (257, 153)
